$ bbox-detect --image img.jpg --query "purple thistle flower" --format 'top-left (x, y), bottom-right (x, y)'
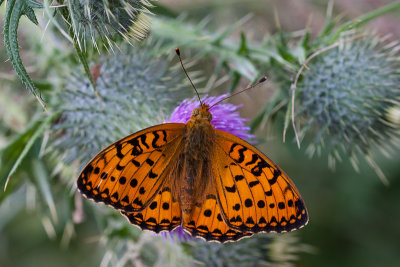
top-left (166, 94), bottom-right (255, 140)
top-left (159, 226), bottom-right (191, 243)
top-left (159, 94), bottom-right (255, 243)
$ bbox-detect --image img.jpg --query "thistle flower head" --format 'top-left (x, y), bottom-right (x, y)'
top-left (167, 94), bottom-right (255, 140)
top-left (159, 226), bottom-right (191, 243)
top-left (297, 35), bottom-right (400, 180)
top-left (51, 42), bottom-right (191, 166)
top-left (66, 0), bottom-right (152, 48)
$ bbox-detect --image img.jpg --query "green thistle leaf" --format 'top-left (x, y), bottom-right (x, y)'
top-left (3, 0), bottom-right (45, 108)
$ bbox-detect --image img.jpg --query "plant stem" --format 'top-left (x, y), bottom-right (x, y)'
top-left (331, 0), bottom-right (400, 42)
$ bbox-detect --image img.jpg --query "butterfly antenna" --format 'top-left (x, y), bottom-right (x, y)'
top-left (175, 48), bottom-right (202, 104)
top-left (210, 76), bottom-right (268, 108)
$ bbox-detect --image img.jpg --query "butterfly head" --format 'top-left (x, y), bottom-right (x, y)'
top-left (190, 103), bottom-right (212, 122)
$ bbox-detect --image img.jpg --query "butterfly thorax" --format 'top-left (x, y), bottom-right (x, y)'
top-left (177, 104), bottom-right (215, 220)
top-left (184, 104), bottom-right (213, 159)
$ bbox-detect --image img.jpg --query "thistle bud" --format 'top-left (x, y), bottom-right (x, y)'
top-left (66, 0), bottom-right (152, 48)
top-left (297, 35), bottom-right (400, 180)
top-left (51, 43), bottom-right (191, 166)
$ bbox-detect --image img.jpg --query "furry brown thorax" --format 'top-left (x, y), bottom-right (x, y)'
top-left (184, 103), bottom-right (213, 159)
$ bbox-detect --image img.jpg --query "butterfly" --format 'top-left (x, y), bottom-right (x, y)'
top-left (76, 49), bottom-right (308, 243)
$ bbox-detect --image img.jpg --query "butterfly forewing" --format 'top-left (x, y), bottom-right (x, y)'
top-left (77, 123), bottom-right (185, 212)
top-left (211, 130), bottom-right (309, 233)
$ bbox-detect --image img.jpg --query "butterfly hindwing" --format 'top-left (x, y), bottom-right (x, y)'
top-left (77, 123), bottom-right (185, 212)
top-left (211, 130), bottom-right (309, 234)
top-left (121, 184), bottom-right (182, 233)
top-left (183, 195), bottom-right (252, 243)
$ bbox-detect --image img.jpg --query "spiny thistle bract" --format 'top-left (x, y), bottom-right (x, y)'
top-left (297, 35), bottom-right (400, 181)
top-left (51, 42), bottom-right (191, 167)
top-left (66, 0), bottom-right (152, 48)
top-left (189, 234), bottom-right (309, 267)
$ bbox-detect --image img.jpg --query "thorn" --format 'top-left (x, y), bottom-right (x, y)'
top-left (4, 176), bottom-right (10, 192)
top-left (36, 92), bottom-right (48, 113)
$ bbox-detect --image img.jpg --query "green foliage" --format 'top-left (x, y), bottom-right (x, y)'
top-left (2, 0), bottom-right (44, 108)
top-left (151, 14), bottom-right (259, 82)
top-left (0, 113), bottom-right (58, 202)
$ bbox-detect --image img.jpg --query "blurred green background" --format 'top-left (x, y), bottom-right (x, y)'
top-left (1, 0), bottom-right (400, 266)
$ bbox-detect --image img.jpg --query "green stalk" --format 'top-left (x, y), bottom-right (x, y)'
top-left (330, 0), bottom-right (400, 42)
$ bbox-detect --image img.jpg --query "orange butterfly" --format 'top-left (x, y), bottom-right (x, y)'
top-left (77, 49), bottom-right (308, 243)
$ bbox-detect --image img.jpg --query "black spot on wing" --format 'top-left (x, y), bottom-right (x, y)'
top-left (126, 137), bottom-right (143, 156)
top-left (85, 165), bottom-right (94, 174)
top-left (229, 143), bottom-right (239, 154)
top-left (116, 163), bottom-right (124, 171)
top-left (162, 130), bottom-right (167, 143)
top-left (133, 197), bottom-right (143, 207)
top-left (140, 134), bottom-right (149, 149)
top-left (145, 158), bottom-right (154, 166)
top-left (131, 159), bottom-right (140, 167)
top-left (244, 199), bottom-right (253, 208)
top-left (235, 147), bottom-right (247, 163)
top-left (115, 143), bottom-right (124, 158)
top-left (152, 131), bottom-right (160, 148)
top-left (225, 185), bottom-right (236, 193)
top-left (246, 217), bottom-right (255, 225)
top-left (250, 159), bottom-right (270, 176)
top-left (130, 178), bottom-right (138, 188)
top-left (257, 200), bottom-right (265, 208)
top-left (148, 170), bottom-right (158, 178)
top-left (150, 202), bottom-right (157, 210)
top-left (245, 154), bottom-right (258, 166)
top-left (249, 181), bottom-right (260, 187)
top-left (139, 187), bottom-right (146, 194)
top-left (268, 169), bottom-right (281, 185)
top-left (265, 189), bottom-right (273, 196)
top-left (121, 196), bottom-right (130, 204)
top-left (119, 176), bottom-right (126, 185)
top-left (204, 209), bottom-right (212, 217)
top-left (234, 175), bottom-right (244, 182)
